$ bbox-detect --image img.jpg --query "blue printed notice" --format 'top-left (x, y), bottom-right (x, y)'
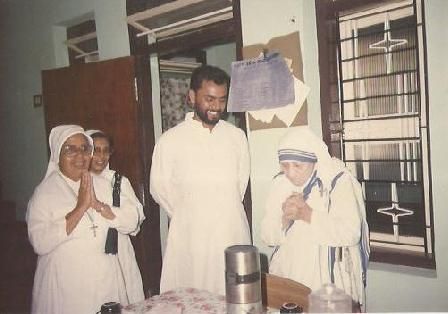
top-left (227, 53), bottom-right (295, 112)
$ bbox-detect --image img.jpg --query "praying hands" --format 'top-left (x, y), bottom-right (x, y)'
top-left (66, 171), bottom-right (115, 235)
top-left (281, 192), bottom-right (312, 227)
top-left (81, 171), bottom-right (115, 220)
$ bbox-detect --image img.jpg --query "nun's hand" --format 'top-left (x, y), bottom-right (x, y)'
top-left (282, 192), bottom-right (312, 223)
top-left (92, 201), bottom-right (115, 220)
top-left (90, 185), bottom-right (116, 220)
top-left (76, 171), bottom-right (93, 212)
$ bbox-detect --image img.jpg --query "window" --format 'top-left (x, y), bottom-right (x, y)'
top-left (65, 19), bottom-right (98, 65)
top-left (316, 0), bottom-right (434, 268)
top-left (126, 0), bottom-right (233, 41)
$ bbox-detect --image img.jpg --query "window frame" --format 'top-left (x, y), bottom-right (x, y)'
top-left (315, 0), bottom-right (435, 269)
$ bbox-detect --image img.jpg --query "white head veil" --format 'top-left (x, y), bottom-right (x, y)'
top-left (277, 126), bottom-right (344, 188)
top-left (45, 124), bottom-right (93, 179)
top-left (84, 129), bottom-right (102, 137)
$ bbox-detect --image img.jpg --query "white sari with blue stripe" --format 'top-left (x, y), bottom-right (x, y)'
top-left (260, 127), bottom-right (370, 306)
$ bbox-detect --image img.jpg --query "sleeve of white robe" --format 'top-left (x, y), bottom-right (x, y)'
top-left (237, 130), bottom-right (251, 201)
top-left (309, 173), bottom-right (362, 247)
top-left (106, 192), bottom-right (141, 234)
top-left (92, 175), bottom-right (140, 234)
top-left (116, 176), bottom-right (145, 236)
top-left (260, 177), bottom-right (290, 246)
top-left (149, 137), bottom-right (175, 217)
top-left (26, 189), bottom-right (70, 256)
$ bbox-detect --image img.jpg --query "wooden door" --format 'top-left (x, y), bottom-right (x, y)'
top-left (42, 56), bottom-right (162, 296)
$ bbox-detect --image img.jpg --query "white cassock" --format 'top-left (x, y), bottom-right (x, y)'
top-left (94, 168), bottom-right (146, 304)
top-left (27, 170), bottom-right (140, 314)
top-left (150, 112), bottom-right (251, 295)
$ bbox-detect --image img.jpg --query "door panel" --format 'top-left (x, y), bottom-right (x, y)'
top-left (42, 57), bottom-right (139, 184)
top-left (42, 55), bottom-right (161, 296)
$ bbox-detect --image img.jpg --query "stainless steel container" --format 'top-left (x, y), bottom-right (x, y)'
top-left (225, 245), bottom-right (262, 314)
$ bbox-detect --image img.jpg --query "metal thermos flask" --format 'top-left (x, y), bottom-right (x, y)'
top-left (225, 245), bottom-right (262, 314)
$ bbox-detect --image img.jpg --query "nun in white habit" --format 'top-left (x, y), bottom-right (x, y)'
top-left (86, 129), bottom-right (145, 304)
top-left (26, 125), bottom-right (140, 314)
top-left (261, 126), bottom-right (370, 308)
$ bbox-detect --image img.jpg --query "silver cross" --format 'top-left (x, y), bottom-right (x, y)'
top-left (90, 223), bottom-right (99, 237)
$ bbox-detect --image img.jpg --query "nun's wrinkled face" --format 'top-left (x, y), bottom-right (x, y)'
top-left (281, 161), bottom-right (316, 186)
top-left (90, 136), bottom-right (111, 175)
top-left (59, 133), bottom-right (92, 181)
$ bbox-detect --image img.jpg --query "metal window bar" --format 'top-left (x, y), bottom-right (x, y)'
top-left (335, 0), bottom-right (434, 264)
top-left (341, 46), bottom-right (417, 63)
top-left (343, 91), bottom-right (419, 103)
top-left (339, 23), bottom-right (419, 45)
top-left (343, 113), bottom-right (420, 123)
top-left (342, 69), bottom-right (417, 84)
top-left (338, 2), bottom-right (414, 22)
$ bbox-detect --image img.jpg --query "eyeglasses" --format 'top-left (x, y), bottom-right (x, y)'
top-left (93, 147), bottom-right (113, 156)
top-left (61, 144), bottom-right (93, 157)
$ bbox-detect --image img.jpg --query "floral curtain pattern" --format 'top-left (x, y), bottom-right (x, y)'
top-left (160, 74), bottom-right (192, 132)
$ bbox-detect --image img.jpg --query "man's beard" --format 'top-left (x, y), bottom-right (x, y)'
top-left (195, 106), bottom-right (222, 125)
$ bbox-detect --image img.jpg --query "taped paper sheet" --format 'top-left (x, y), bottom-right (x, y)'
top-left (249, 76), bottom-right (310, 127)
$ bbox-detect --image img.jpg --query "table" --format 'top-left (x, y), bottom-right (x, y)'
top-left (121, 287), bottom-right (227, 314)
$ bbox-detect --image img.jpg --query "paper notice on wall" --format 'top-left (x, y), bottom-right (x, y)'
top-left (227, 53), bottom-right (295, 112)
top-left (249, 77), bottom-right (310, 127)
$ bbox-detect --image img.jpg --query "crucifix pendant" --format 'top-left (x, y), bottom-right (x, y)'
top-left (90, 224), bottom-right (99, 237)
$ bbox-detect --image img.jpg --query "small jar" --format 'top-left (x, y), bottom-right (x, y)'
top-left (100, 302), bottom-right (121, 313)
top-left (280, 302), bottom-right (303, 313)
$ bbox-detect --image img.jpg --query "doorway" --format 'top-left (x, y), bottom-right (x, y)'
top-left (126, 0), bottom-right (251, 292)
top-left (150, 41), bottom-right (239, 254)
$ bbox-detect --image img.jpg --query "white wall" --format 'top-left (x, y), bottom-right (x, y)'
top-left (239, 0), bottom-right (321, 262)
top-left (0, 0), bottom-right (129, 219)
top-left (240, 0), bottom-right (448, 312)
top-left (205, 42), bottom-right (236, 74)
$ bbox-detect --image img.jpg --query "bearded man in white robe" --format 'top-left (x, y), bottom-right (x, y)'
top-left (150, 65), bottom-right (251, 295)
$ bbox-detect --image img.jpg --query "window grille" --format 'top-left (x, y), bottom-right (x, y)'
top-left (331, 0), bottom-right (434, 268)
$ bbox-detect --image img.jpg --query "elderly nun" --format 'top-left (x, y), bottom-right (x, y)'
top-left (26, 125), bottom-right (140, 314)
top-left (261, 126), bottom-right (370, 309)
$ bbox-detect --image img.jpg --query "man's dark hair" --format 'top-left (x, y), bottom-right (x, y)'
top-left (189, 64), bottom-right (230, 92)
